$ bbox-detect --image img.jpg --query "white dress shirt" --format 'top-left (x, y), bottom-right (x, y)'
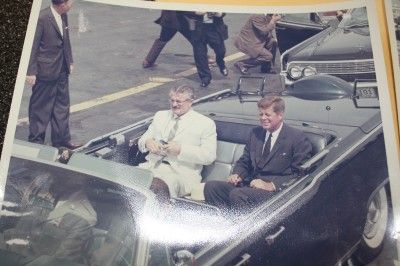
top-left (264, 122), bottom-right (283, 152)
top-left (50, 5), bottom-right (63, 37)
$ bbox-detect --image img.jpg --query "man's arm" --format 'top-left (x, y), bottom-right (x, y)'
top-left (53, 213), bottom-right (93, 261)
top-left (138, 112), bottom-right (164, 155)
top-left (251, 14), bottom-right (281, 35)
top-left (26, 18), bottom-right (44, 86)
top-left (265, 133), bottom-right (312, 190)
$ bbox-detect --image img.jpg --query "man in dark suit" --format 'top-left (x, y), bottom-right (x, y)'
top-left (204, 96), bottom-right (312, 211)
top-left (26, 0), bottom-right (80, 149)
top-left (234, 14), bottom-right (281, 75)
top-left (188, 12), bottom-right (229, 87)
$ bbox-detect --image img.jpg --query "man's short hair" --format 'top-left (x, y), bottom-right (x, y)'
top-left (169, 85), bottom-right (195, 100)
top-left (52, 0), bottom-right (68, 5)
top-left (257, 96), bottom-right (285, 113)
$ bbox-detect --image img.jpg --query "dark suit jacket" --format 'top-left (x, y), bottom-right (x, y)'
top-left (155, 10), bottom-right (189, 31)
top-left (186, 12), bottom-right (229, 41)
top-left (233, 123), bottom-right (312, 190)
top-left (27, 7), bottom-right (73, 81)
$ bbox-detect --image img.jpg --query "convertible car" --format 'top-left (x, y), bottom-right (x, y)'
top-left (2, 75), bottom-right (390, 265)
top-left (280, 7), bottom-right (375, 87)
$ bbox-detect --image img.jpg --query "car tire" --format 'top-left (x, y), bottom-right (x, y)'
top-left (353, 186), bottom-right (390, 265)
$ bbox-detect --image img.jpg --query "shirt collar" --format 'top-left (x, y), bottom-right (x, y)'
top-left (50, 5), bottom-right (61, 19)
top-left (266, 122), bottom-right (283, 140)
top-left (172, 108), bottom-right (193, 120)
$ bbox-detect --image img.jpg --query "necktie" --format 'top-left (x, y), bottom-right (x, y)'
top-left (262, 133), bottom-right (272, 156)
top-left (167, 117), bottom-right (180, 141)
top-left (155, 117), bottom-right (180, 167)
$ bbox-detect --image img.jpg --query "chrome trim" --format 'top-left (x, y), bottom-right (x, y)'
top-left (286, 59), bottom-right (375, 75)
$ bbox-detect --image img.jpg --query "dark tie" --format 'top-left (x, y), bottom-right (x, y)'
top-left (262, 133), bottom-right (272, 156)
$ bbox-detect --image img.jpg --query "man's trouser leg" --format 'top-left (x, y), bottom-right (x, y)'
top-left (206, 27), bottom-right (226, 71)
top-left (261, 38), bottom-right (278, 73)
top-left (51, 73), bottom-right (71, 146)
top-left (28, 79), bottom-right (58, 144)
top-left (193, 37), bottom-right (211, 83)
top-left (143, 27), bottom-right (175, 67)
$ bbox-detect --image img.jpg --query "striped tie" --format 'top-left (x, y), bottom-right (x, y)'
top-left (155, 117), bottom-right (180, 167)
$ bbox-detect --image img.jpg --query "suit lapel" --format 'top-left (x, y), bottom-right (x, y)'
top-left (255, 129), bottom-right (266, 166)
top-left (47, 8), bottom-right (63, 38)
top-left (257, 124), bottom-right (287, 169)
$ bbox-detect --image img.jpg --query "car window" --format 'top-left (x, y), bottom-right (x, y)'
top-left (1, 157), bottom-right (145, 266)
top-left (339, 7), bottom-right (368, 28)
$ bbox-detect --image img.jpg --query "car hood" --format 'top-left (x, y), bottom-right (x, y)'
top-left (286, 26), bottom-right (372, 61)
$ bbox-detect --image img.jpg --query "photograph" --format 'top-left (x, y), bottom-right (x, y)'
top-left (0, 0), bottom-right (399, 265)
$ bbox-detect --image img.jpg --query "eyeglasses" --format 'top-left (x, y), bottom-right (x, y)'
top-left (169, 98), bottom-right (192, 105)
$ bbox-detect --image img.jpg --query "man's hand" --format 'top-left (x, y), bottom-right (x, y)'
top-left (70, 64), bottom-right (74, 74)
top-left (227, 174), bottom-right (242, 186)
top-left (250, 179), bottom-right (276, 191)
top-left (26, 75), bottom-right (36, 86)
top-left (145, 139), bottom-right (163, 155)
top-left (271, 14), bottom-right (282, 22)
top-left (164, 141), bottom-right (181, 156)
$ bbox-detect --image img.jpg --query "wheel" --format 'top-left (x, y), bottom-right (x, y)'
top-left (353, 186), bottom-right (389, 265)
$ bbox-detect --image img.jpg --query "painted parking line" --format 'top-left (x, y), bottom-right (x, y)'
top-left (17, 52), bottom-right (245, 125)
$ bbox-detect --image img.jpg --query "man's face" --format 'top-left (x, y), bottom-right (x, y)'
top-left (59, 0), bottom-right (73, 13)
top-left (259, 105), bottom-right (283, 132)
top-left (169, 92), bottom-right (193, 117)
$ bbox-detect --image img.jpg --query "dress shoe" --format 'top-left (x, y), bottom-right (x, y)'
top-left (53, 141), bottom-right (83, 150)
top-left (234, 62), bottom-right (249, 75)
top-left (142, 59), bottom-right (155, 68)
top-left (200, 80), bottom-right (211, 87)
top-left (220, 67), bottom-right (229, 76)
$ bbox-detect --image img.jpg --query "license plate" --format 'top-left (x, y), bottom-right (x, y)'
top-left (357, 87), bottom-right (378, 98)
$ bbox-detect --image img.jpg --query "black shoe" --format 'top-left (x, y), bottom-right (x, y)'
top-left (200, 80), bottom-right (211, 87)
top-left (53, 141), bottom-right (83, 150)
top-left (220, 67), bottom-right (228, 76)
top-left (234, 62), bottom-right (249, 75)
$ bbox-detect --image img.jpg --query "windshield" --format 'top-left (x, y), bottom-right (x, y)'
top-left (339, 7), bottom-right (369, 29)
top-left (1, 157), bottom-right (145, 266)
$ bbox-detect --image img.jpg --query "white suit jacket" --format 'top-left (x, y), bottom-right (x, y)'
top-left (138, 109), bottom-right (217, 194)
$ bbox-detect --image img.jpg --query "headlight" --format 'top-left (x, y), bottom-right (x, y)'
top-left (302, 66), bottom-right (317, 77)
top-left (288, 66), bottom-right (303, 80)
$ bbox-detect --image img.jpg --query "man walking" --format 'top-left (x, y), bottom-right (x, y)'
top-left (26, 0), bottom-right (80, 149)
top-left (188, 12), bottom-right (229, 87)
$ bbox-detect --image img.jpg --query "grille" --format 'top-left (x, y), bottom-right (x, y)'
top-left (287, 60), bottom-right (375, 75)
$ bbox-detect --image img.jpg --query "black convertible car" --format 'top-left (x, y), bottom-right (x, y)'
top-left (280, 8), bottom-right (375, 87)
top-left (2, 75), bottom-right (390, 265)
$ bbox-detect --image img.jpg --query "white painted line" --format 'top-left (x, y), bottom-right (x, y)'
top-left (17, 52), bottom-right (246, 126)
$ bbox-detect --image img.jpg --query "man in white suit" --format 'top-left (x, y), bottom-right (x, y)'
top-left (138, 85), bottom-right (217, 198)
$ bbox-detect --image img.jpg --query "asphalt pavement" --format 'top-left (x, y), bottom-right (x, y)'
top-left (15, 0), bottom-right (282, 144)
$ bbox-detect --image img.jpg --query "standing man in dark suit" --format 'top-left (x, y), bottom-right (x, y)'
top-left (188, 12), bottom-right (229, 87)
top-left (234, 14), bottom-right (281, 75)
top-left (26, 0), bottom-right (80, 149)
top-left (204, 96), bottom-right (312, 212)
